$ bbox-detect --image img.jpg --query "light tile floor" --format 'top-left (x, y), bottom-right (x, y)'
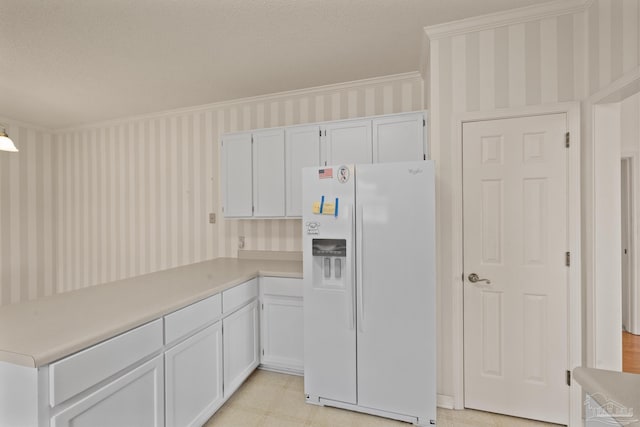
top-left (205, 369), bottom-right (564, 427)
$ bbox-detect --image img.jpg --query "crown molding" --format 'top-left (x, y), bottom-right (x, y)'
top-left (424, 0), bottom-right (590, 41)
top-left (0, 115), bottom-right (53, 133)
top-left (54, 71), bottom-right (423, 133)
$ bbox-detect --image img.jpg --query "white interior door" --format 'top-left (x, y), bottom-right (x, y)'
top-left (463, 114), bottom-right (569, 424)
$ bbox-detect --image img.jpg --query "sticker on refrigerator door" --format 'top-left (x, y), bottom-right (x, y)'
top-left (322, 202), bottom-right (335, 215)
top-left (321, 198), bottom-right (339, 217)
top-left (306, 222), bottom-right (320, 235)
top-left (337, 166), bottom-right (350, 183)
top-left (319, 168), bottom-right (333, 179)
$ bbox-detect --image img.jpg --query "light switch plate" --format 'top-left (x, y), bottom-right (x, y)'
top-left (209, 213), bottom-right (216, 224)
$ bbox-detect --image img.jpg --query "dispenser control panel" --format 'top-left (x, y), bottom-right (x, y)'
top-left (312, 238), bottom-right (346, 284)
top-left (312, 239), bottom-right (346, 257)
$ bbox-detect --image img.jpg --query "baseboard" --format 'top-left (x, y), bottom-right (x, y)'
top-left (437, 394), bottom-right (455, 409)
top-left (258, 364), bottom-right (303, 376)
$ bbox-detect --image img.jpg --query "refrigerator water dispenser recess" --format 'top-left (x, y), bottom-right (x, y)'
top-left (312, 239), bottom-right (347, 288)
top-left (312, 238), bottom-right (346, 257)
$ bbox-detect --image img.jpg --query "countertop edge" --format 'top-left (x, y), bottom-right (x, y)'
top-left (0, 350), bottom-right (36, 368)
top-left (4, 265), bottom-right (302, 368)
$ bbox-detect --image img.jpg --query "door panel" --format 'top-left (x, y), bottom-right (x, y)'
top-left (222, 132), bottom-right (253, 217)
top-left (261, 295), bottom-right (304, 372)
top-left (302, 166), bottom-right (357, 405)
top-left (253, 129), bottom-right (285, 217)
top-left (463, 114), bottom-right (568, 424)
top-left (52, 357), bottom-right (164, 427)
top-left (372, 112), bottom-right (424, 163)
top-left (285, 125), bottom-right (321, 217)
top-left (223, 301), bottom-right (259, 398)
top-left (355, 161), bottom-right (436, 422)
top-left (165, 322), bottom-right (223, 427)
top-left (323, 120), bottom-right (372, 165)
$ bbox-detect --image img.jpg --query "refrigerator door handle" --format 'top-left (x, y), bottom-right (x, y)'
top-left (357, 205), bottom-right (365, 333)
top-left (347, 205), bottom-right (355, 330)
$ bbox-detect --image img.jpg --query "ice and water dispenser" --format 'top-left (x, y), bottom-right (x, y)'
top-left (311, 238), bottom-right (347, 288)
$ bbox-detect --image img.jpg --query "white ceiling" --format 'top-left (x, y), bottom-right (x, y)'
top-left (1, 0), bottom-right (553, 129)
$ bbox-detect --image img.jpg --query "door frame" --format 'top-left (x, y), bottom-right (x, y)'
top-left (584, 68), bottom-right (640, 372)
top-left (450, 102), bottom-right (581, 425)
top-left (620, 154), bottom-right (637, 334)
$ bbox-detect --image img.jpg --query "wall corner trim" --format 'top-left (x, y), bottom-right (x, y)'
top-left (423, 0), bottom-right (590, 41)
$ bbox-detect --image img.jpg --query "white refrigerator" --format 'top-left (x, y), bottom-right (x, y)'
top-left (302, 161), bottom-right (436, 426)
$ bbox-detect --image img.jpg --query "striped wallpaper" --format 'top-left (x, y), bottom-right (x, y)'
top-left (47, 73), bottom-right (423, 299)
top-left (588, 0), bottom-right (640, 95)
top-left (0, 123), bottom-right (55, 306)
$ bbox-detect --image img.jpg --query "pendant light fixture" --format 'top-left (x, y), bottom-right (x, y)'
top-left (0, 126), bottom-right (18, 152)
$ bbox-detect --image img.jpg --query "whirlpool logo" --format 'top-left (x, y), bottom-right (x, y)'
top-left (408, 168), bottom-right (423, 175)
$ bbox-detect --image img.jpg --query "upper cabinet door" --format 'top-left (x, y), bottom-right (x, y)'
top-left (252, 128), bottom-right (285, 217)
top-left (285, 125), bottom-right (321, 217)
top-left (322, 119), bottom-right (372, 166)
top-left (222, 132), bottom-right (253, 217)
top-left (372, 112), bottom-right (425, 163)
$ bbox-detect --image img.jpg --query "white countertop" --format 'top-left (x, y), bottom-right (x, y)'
top-left (574, 367), bottom-right (640, 426)
top-left (0, 258), bottom-right (302, 368)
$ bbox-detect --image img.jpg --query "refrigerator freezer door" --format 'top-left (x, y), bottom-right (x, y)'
top-left (302, 166), bottom-right (357, 405)
top-left (355, 161), bottom-right (436, 422)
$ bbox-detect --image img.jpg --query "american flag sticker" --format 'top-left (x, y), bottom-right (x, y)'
top-left (319, 168), bottom-right (333, 179)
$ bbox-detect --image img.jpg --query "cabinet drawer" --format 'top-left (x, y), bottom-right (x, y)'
top-left (261, 277), bottom-right (303, 298)
top-left (164, 294), bottom-right (222, 345)
top-left (222, 279), bottom-right (258, 315)
top-left (49, 319), bottom-right (163, 407)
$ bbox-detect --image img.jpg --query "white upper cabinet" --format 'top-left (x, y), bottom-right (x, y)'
top-left (253, 129), bottom-right (285, 217)
top-left (372, 112), bottom-right (425, 163)
top-left (285, 125), bottom-right (321, 217)
top-left (222, 129), bottom-right (285, 218)
top-left (221, 111), bottom-right (427, 218)
top-left (322, 119), bottom-right (372, 166)
top-left (222, 132), bottom-right (253, 217)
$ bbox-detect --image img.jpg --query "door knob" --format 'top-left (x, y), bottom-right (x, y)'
top-left (468, 273), bottom-right (491, 284)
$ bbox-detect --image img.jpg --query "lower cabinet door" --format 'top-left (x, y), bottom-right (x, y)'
top-left (165, 322), bottom-right (223, 427)
top-left (51, 356), bottom-right (164, 427)
top-left (223, 300), bottom-right (260, 397)
top-left (261, 295), bottom-right (304, 373)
